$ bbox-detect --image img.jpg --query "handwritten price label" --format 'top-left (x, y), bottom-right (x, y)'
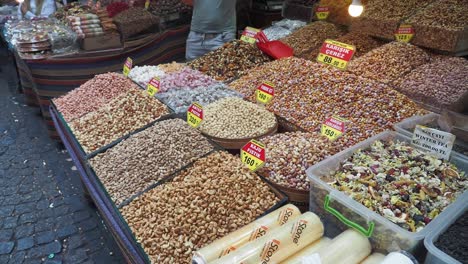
top-left (317, 39), bottom-right (355, 70)
top-left (256, 82), bottom-right (274, 104)
top-left (395, 25), bottom-right (414, 43)
top-left (146, 77), bottom-right (160, 97)
top-left (187, 102), bottom-right (203, 128)
top-left (240, 27), bottom-right (261, 44)
top-left (241, 139), bottom-right (266, 172)
top-left (316, 6), bottom-right (330, 20)
top-left (123, 57), bottom-right (132, 77)
top-left (321, 116), bottom-right (348, 141)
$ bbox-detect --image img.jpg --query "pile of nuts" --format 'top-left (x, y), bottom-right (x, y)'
top-left (89, 119), bottom-right (214, 206)
top-left (280, 21), bottom-right (344, 58)
top-left (120, 151), bottom-right (280, 264)
top-left (259, 132), bottom-right (340, 190)
top-left (149, 0), bottom-right (191, 16)
top-left (199, 97), bottom-right (277, 139)
top-left (158, 62), bottom-right (186, 73)
top-left (188, 40), bottom-right (272, 82)
top-left (348, 42), bottom-right (431, 84)
top-left (160, 67), bottom-right (218, 92)
top-left (70, 88), bottom-right (169, 153)
top-left (155, 83), bottom-right (242, 114)
top-left (392, 56), bottom-right (468, 112)
top-left (128, 65), bottom-right (166, 87)
top-left (230, 57), bottom-right (427, 147)
top-left (350, 0), bottom-right (433, 39)
top-left (54, 72), bottom-right (138, 122)
top-left (113, 7), bottom-right (159, 39)
top-left (405, 0), bottom-right (468, 52)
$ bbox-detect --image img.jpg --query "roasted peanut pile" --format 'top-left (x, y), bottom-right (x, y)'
top-left (230, 57), bottom-right (427, 147)
top-left (70, 88), bottom-right (169, 153)
top-left (187, 40), bottom-right (271, 82)
top-left (54, 73), bottom-right (137, 122)
top-left (280, 21), bottom-right (344, 58)
top-left (90, 119), bottom-right (214, 206)
top-left (392, 56), bottom-right (468, 112)
top-left (121, 151), bottom-right (280, 264)
top-left (348, 42), bottom-right (430, 84)
top-left (259, 132), bottom-right (340, 190)
top-left (199, 97), bottom-right (277, 139)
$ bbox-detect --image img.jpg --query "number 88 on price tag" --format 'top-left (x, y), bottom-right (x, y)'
top-left (241, 139), bottom-right (266, 172)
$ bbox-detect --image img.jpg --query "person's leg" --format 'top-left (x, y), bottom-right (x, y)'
top-left (203, 31), bottom-right (236, 52)
top-left (186, 31), bottom-right (211, 61)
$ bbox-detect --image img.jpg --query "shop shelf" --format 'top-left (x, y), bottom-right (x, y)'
top-left (424, 193), bottom-right (467, 264)
top-left (281, 1), bottom-right (316, 22)
top-left (306, 131), bottom-right (468, 256)
top-left (393, 113), bottom-right (468, 161)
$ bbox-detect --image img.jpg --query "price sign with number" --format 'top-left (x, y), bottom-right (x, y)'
top-left (123, 57), bottom-right (132, 77)
top-left (146, 77), bottom-right (160, 97)
top-left (256, 82), bottom-right (274, 104)
top-left (321, 116), bottom-right (348, 141)
top-left (187, 103), bottom-right (203, 128)
top-left (395, 25), bottom-right (414, 43)
top-left (240, 27), bottom-right (261, 44)
top-left (241, 140), bottom-right (266, 172)
top-left (317, 39), bottom-right (355, 70)
top-left (316, 6), bottom-right (330, 20)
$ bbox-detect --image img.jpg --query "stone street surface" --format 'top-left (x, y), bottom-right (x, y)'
top-left (0, 46), bottom-right (125, 263)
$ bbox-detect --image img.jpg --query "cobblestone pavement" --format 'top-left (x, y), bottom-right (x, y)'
top-left (0, 46), bottom-right (125, 263)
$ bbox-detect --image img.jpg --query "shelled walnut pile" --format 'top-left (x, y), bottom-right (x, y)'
top-left (89, 119), bottom-right (214, 206)
top-left (120, 151), bottom-right (280, 264)
top-left (188, 40), bottom-right (271, 82)
top-left (69, 88), bottom-right (169, 153)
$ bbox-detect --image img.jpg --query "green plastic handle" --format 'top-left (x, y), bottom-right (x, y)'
top-left (324, 194), bottom-right (375, 237)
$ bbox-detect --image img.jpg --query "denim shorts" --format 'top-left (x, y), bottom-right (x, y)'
top-left (185, 30), bottom-right (236, 61)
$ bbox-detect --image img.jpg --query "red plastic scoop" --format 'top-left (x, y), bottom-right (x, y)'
top-left (255, 31), bottom-right (294, 59)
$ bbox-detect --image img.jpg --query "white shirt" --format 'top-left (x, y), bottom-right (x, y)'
top-left (18, 0), bottom-right (56, 19)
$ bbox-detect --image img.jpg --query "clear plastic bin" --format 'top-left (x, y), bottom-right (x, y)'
top-left (306, 131), bottom-right (468, 255)
top-left (424, 193), bottom-right (467, 264)
top-left (393, 113), bottom-right (468, 161)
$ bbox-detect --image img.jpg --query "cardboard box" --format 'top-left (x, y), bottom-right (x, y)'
top-left (80, 33), bottom-right (122, 51)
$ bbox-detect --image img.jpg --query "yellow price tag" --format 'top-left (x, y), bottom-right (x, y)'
top-left (321, 116), bottom-right (348, 141)
top-left (241, 139), bottom-right (266, 172)
top-left (316, 39), bottom-right (355, 70)
top-left (240, 27), bottom-right (260, 44)
top-left (395, 25), bottom-right (414, 43)
top-left (187, 102), bottom-right (203, 128)
top-left (256, 82), bottom-right (274, 105)
top-left (144, 0), bottom-right (150, 10)
top-left (123, 57), bottom-right (132, 77)
top-left (316, 6), bottom-right (330, 20)
top-left (146, 77), bottom-right (160, 97)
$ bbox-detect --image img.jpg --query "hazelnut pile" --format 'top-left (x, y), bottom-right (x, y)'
top-left (392, 56), bottom-right (468, 112)
top-left (199, 97), bottom-right (277, 140)
top-left (188, 40), bottom-right (272, 82)
top-left (120, 151), bottom-right (280, 264)
top-left (113, 7), bottom-right (159, 39)
top-left (53, 73), bottom-right (138, 122)
top-left (89, 119), bottom-right (214, 206)
top-left (348, 42), bottom-right (430, 84)
top-left (69, 88), bottom-right (169, 153)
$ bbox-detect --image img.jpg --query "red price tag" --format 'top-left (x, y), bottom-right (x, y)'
top-left (256, 82), bottom-right (275, 104)
top-left (321, 116), bottom-right (348, 141)
top-left (146, 77), bottom-right (160, 96)
top-left (123, 57), bottom-right (132, 76)
top-left (240, 27), bottom-right (261, 44)
top-left (241, 139), bottom-right (266, 172)
top-left (187, 103), bottom-right (203, 128)
top-left (316, 6), bottom-right (330, 20)
top-left (395, 25), bottom-right (414, 43)
top-left (316, 39), bottom-right (355, 70)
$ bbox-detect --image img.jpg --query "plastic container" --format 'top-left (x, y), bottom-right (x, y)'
top-left (306, 131), bottom-right (468, 256)
top-left (393, 113), bottom-right (468, 161)
top-left (282, 1), bottom-right (316, 22)
top-left (424, 194), bottom-right (468, 264)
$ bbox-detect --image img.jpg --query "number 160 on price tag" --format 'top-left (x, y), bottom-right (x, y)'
top-left (241, 139), bottom-right (266, 172)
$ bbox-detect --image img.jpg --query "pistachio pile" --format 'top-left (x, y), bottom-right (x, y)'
top-left (120, 151), bottom-right (280, 263)
top-left (90, 119), bottom-right (214, 206)
top-left (199, 97), bottom-right (277, 139)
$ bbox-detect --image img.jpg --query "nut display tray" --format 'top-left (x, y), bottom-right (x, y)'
top-left (306, 131), bottom-right (467, 255)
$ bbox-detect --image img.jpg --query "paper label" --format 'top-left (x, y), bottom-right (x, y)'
top-left (256, 82), bottom-right (275, 104)
top-left (248, 225), bottom-right (269, 241)
top-left (395, 25), bottom-right (414, 43)
top-left (240, 27), bottom-right (261, 44)
top-left (241, 139), bottom-right (266, 172)
top-left (146, 77), bottom-right (160, 96)
top-left (144, 0), bottom-right (150, 10)
top-left (187, 103), bottom-right (203, 128)
top-left (317, 39), bottom-right (355, 70)
top-left (301, 253), bottom-right (322, 264)
top-left (411, 125), bottom-right (455, 160)
top-left (291, 219), bottom-right (308, 245)
top-left (316, 6), bottom-right (330, 20)
top-left (277, 207), bottom-right (296, 225)
top-left (123, 57), bottom-right (132, 76)
top-left (260, 239), bottom-right (281, 263)
top-left (219, 246), bottom-right (237, 258)
top-left (321, 116), bottom-right (347, 141)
